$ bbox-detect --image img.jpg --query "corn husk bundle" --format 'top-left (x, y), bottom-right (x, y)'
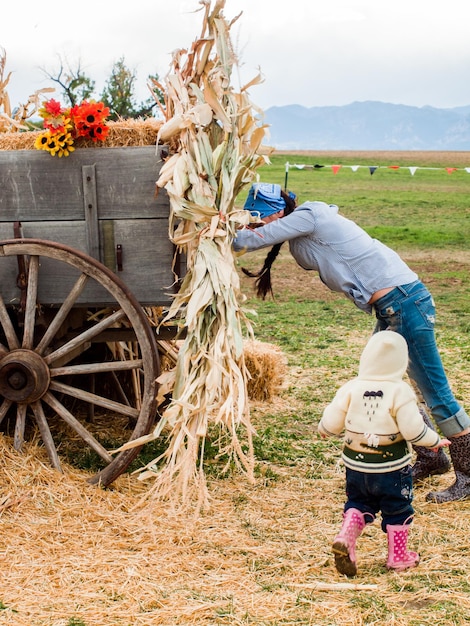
top-left (123, 0), bottom-right (271, 509)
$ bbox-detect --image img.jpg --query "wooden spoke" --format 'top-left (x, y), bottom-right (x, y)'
top-left (22, 254), bottom-right (39, 350)
top-left (49, 359), bottom-right (144, 377)
top-left (43, 392), bottom-right (114, 463)
top-left (0, 399), bottom-right (12, 426)
top-left (31, 401), bottom-right (63, 472)
top-left (49, 380), bottom-right (140, 419)
top-left (0, 292), bottom-right (20, 350)
top-left (43, 309), bottom-right (126, 366)
top-left (13, 403), bottom-right (27, 451)
top-left (35, 273), bottom-right (89, 356)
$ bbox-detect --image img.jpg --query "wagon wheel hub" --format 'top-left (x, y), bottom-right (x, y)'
top-left (0, 349), bottom-right (50, 403)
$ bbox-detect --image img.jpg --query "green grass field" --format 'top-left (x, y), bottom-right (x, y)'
top-left (237, 150), bottom-right (470, 365)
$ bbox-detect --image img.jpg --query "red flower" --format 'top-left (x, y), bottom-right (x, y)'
top-left (44, 99), bottom-right (65, 116)
top-left (70, 101), bottom-right (110, 142)
top-left (38, 99), bottom-right (69, 132)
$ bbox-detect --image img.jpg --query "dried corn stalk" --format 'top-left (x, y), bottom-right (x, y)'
top-left (132, 0), bottom-right (270, 509)
top-left (0, 47), bottom-right (54, 133)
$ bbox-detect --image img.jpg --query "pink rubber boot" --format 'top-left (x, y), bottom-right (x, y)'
top-left (332, 508), bottom-right (367, 577)
top-left (386, 521), bottom-right (420, 571)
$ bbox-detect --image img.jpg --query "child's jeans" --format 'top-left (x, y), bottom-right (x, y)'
top-left (344, 466), bottom-right (414, 531)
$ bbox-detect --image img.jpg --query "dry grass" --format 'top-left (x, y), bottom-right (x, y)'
top-left (0, 428), bottom-right (469, 625)
top-left (243, 340), bottom-right (288, 401)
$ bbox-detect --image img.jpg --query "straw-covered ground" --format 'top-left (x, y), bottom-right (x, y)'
top-left (0, 421), bottom-right (469, 625)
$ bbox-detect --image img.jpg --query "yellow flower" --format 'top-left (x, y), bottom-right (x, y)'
top-left (54, 130), bottom-right (76, 158)
top-left (44, 135), bottom-right (60, 156)
top-left (36, 129), bottom-right (75, 157)
top-left (34, 132), bottom-right (51, 151)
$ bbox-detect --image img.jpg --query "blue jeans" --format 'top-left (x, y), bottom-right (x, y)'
top-left (345, 466), bottom-right (414, 531)
top-left (373, 280), bottom-right (470, 437)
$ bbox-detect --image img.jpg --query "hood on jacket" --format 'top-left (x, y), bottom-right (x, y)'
top-left (358, 331), bottom-right (408, 381)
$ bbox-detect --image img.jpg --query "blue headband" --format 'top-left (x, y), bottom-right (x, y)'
top-left (243, 183), bottom-right (286, 219)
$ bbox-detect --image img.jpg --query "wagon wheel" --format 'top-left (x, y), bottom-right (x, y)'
top-left (0, 239), bottom-right (160, 487)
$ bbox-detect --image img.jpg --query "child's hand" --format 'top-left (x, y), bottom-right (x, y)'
top-left (430, 438), bottom-right (451, 452)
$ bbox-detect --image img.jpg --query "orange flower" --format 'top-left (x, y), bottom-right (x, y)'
top-left (70, 100), bottom-right (110, 142)
top-left (87, 123), bottom-right (109, 142)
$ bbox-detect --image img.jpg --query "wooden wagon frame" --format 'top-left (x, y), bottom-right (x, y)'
top-left (0, 145), bottom-right (181, 486)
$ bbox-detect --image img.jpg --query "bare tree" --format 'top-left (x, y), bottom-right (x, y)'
top-left (42, 56), bottom-right (95, 107)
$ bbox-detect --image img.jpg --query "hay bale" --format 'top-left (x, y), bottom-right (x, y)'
top-left (0, 118), bottom-right (163, 151)
top-left (153, 339), bottom-right (288, 402)
top-left (244, 340), bottom-right (288, 401)
top-left (153, 338), bottom-right (287, 401)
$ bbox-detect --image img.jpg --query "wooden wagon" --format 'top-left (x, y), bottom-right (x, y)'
top-left (0, 145), bottom-right (180, 486)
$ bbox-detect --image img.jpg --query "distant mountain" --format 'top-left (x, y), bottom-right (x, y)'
top-left (263, 101), bottom-right (470, 150)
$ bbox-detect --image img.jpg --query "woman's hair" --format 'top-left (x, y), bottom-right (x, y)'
top-left (241, 190), bottom-right (297, 299)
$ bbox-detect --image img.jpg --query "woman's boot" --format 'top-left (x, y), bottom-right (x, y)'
top-left (386, 521), bottom-right (420, 571)
top-left (412, 407), bottom-right (450, 481)
top-left (426, 432), bottom-right (470, 503)
top-left (332, 508), bottom-right (369, 577)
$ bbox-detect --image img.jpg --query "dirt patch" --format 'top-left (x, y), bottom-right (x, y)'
top-left (276, 149), bottom-right (470, 167)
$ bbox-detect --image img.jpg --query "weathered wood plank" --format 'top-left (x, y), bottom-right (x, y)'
top-left (82, 164), bottom-right (100, 260)
top-left (0, 145), bottom-right (179, 307)
top-left (0, 146), bottom-right (169, 221)
top-left (0, 218), bottom-right (176, 305)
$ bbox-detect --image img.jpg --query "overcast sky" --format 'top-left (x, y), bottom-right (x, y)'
top-left (2, 0), bottom-right (470, 113)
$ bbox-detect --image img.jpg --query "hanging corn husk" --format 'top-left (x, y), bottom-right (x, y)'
top-left (127, 0), bottom-right (271, 509)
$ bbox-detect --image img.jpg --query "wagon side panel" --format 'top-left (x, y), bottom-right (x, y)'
top-left (0, 146), bottom-right (178, 307)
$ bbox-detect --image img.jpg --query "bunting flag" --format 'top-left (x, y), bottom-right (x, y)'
top-left (284, 160), bottom-right (470, 188)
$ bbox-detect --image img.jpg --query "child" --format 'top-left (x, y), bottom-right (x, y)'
top-left (318, 331), bottom-right (450, 577)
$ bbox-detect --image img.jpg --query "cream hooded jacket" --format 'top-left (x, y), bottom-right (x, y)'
top-left (318, 331), bottom-right (441, 473)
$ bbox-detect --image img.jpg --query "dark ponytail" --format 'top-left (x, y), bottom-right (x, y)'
top-left (241, 190), bottom-right (297, 299)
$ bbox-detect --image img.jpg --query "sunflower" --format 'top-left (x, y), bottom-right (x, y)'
top-left (54, 129), bottom-right (75, 157)
top-left (34, 132), bottom-right (51, 151)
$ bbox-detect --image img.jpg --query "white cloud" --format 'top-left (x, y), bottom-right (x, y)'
top-left (2, 0), bottom-right (470, 112)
